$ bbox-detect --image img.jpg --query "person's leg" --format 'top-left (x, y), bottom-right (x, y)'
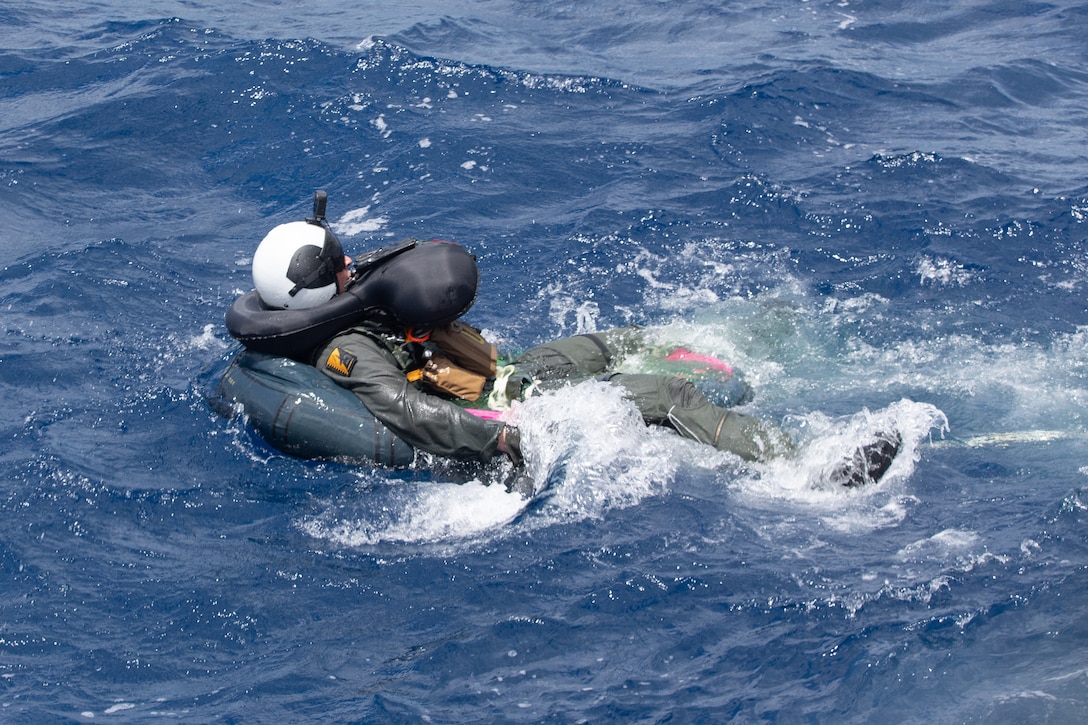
top-left (508, 326), bottom-right (645, 383)
top-left (605, 373), bottom-right (793, 462)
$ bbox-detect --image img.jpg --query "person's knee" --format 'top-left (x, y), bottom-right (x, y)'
top-left (712, 411), bottom-right (792, 461)
top-left (662, 377), bottom-right (792, 461)
top-left (664, 375), bottom-right (709, 409)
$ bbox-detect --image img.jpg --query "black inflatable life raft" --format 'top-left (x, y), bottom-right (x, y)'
top-left (214, 350), bottom-right (416, 467)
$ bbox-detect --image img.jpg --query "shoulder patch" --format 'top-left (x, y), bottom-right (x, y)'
top-left (325, 347), bottom-right (357, 376)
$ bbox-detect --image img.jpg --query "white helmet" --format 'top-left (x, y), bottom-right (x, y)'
top-left (252, 221), bottom-right (346, 309)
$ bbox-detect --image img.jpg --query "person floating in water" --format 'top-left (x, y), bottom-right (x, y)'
top-left (230, 191), bottom-right (900, 493)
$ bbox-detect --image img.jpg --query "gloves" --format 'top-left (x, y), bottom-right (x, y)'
top-left (502, 425), bottom-right (524, 467)
top-left (500, 426), bottom-right (536, 498)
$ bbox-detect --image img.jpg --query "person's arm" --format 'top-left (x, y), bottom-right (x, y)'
top-left (315, 332), bottom-right (506, 462)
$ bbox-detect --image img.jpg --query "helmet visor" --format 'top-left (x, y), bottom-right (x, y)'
top-left (287, 225), bottom-right (345, 297)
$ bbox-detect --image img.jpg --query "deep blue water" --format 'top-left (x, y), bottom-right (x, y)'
top-left (3, 1), bottom-right (1088, 722)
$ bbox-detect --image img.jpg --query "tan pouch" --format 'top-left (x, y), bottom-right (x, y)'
top-left (428, 321), bottom-right (497, 377)
top-left (421, 355), bottom-right (488, 401)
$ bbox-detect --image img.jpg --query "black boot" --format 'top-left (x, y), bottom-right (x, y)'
top-left (831, 430), bottom-right (902, 488)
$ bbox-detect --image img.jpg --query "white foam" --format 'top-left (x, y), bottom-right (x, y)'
top-left (298, 381), bottom-right (677, 548)
top-left (336, 206), bottom-right (389, 235)
top-left (188, 323), bottom-right (227, 351)
top-left (370, 114), bottom-right (390, 138)
top-left (300, 480), bottom-right (526, 547)
top-left (733, 398), bottom-right (948, 533)
top-left (513, 381), bottom-right (678, 520)
top-left (103, 703), bottom-right (136, 714)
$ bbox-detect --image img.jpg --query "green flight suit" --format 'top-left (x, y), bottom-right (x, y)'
top-left (508, 327), bottom-right (792, 462)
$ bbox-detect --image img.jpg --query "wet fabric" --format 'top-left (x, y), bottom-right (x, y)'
top-left (511, 327), bottom-right (792, 461)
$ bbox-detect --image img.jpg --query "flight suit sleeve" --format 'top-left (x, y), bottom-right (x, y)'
top-left (314, 331), bottom-right (504, 462)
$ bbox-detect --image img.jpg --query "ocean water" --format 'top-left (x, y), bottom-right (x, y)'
top-left (3, 0), bottom-right (1088, 722)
